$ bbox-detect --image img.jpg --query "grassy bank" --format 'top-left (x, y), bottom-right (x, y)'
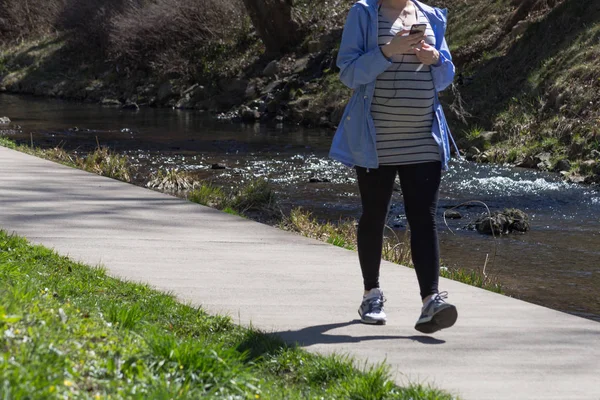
top-left (0, 230), bottom-right (456, 399)
top-left (447, 0), bottom-right (600, 184)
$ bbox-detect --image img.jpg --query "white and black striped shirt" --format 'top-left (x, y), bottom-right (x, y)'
top-left (371, 8), bottom-right (441, 166)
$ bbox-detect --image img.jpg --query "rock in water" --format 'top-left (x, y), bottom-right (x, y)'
top-left (445, 210), bottom-right (462, 219)
top-left (240, 106), bottom-right (261, 122)
top-left (475, 208), bottom-right (530, 235)
top-left (101, 98), bottom-right (122, 107)
top-left (0, 116), bottom-right (11, 124)
top-left (121, 102), bottom-right (139, 110)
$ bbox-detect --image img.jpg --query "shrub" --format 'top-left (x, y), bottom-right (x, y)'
top-left (0, 0), bottom-right (66, 42)
top-left (108, 0), bottom-right (247, 78)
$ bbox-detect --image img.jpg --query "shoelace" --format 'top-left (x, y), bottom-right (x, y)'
top-left (432, 291), bottom-right (449, 304)
top-left (367, 295), bottom-right (386, 314)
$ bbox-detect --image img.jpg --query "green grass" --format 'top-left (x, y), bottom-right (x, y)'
top-left (187, 183), bottom-right (228, 208)
top-left (440, 267), bottom-right (503, 294)
top-left (230, 179), bottom-right (276, 212)
top-left (0, 230), bottom-right (456, 399)
top-left (188, 179), bottom-right (276, 214)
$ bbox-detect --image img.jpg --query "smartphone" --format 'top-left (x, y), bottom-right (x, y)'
top-left (409, 23), bottom-right (427, 35)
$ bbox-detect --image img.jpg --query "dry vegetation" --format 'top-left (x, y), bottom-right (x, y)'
top-left (0, 0), bottom-right (250, 81)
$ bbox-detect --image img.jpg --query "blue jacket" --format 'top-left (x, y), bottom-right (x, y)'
top-left (329, 0), bottom-right (458, 170)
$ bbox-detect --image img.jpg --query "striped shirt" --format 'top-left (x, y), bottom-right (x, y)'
top-left (371, 7), bottom-right (441, 166)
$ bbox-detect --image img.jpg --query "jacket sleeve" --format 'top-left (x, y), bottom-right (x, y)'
top-left (430, 36), bottom-right (455, 92)
top-left (337, 5), bottom-right (392, 89)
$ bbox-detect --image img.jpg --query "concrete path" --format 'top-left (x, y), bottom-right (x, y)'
top-left (1, 145), bottom-right (599, 400)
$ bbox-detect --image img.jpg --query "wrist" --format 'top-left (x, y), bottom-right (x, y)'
top-left (433, 49), bottom-right (442, 66)
top-left (380, 44), bottom-right (393, 60)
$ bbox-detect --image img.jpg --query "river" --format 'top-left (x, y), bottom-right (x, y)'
top-left (1, 94), bottom-right (599, 322)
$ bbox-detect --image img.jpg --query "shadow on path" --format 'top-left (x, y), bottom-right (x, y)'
top-left (273, 320), bottom-right (445, 346)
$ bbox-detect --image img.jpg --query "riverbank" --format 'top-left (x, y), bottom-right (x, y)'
top-left (1, 0), bottom-right (599, 183)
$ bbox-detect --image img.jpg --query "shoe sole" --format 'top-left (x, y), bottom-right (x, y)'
top-left (414, 305), bottom-right (457, 334)
top-left (358, 310), bottom-right (386, 325)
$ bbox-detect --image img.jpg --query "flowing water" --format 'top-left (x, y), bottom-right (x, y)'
top-left (1, 94), bottom-right (599, 321)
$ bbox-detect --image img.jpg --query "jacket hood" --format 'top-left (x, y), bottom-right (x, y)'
top-left (354, 0), bottom-right (447, 27)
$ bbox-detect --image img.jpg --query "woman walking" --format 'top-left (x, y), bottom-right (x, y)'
top-left (330, 0), bottom-right (458, 333)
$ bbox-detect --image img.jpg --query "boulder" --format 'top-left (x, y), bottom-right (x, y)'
top-left (465, 146), bottom-right (481, 161)
top-left (319, 116), bottom-right (331, 127)
top-left (176, 96), bottom-right (194, 109)
top-left (554, 159), bottom-right (571, 172)
top-left (568, 174), bottom-right (586, 184)
top-left (309, 176), bottom-right (331, 183)
top-left (475, 208), bottom-right (530, 235)
top-left (176, 84), bottom-right (206, 109)
top-left (245, 82), bottom-right (258, 99)
top-left (262, 80), bottom-right (285, 95)
top-left (516, 155), bottom-right (537, 168)
top-left (223, 79), bottom-right (249, 98)
top-left (101, 98), bottom-right (122, 107)
top-left (307, 40), bottom-right (323, 53)
top-left (293, 55), bottom-right (311, 74)
top-left (121, 102), bottom-right (139, 110)
top-left (240, 107), bottom-right (261, 122)
top-left (510, 20), bottom-right (531, 38)
top-left (263, 60), bottom-right (280, 77)
top-left (267, 99), bottom-right (280, 114)
top-left (0, 116), bottom-right (11, 124)
top-left (536, 152), bottom-right (552, 170)
top-left (157, 82), bottom-right (176, 103)
top-left (444, 210), bottom-right (462, 219)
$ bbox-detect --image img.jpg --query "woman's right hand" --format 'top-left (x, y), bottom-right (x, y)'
top-left (381, 29), bottom-right (425, 58)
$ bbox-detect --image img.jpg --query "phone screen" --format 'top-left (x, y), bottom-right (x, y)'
top-left (410, 24), bottom-right (427, 35)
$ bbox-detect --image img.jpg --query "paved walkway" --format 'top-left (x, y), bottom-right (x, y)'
top-left (1, 145), bottom-right (599, 399)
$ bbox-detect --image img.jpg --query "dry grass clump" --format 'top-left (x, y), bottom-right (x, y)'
top-left (280, 208), bottom-right (358, 250)
top-left (146, 169), bottom-right (194, 193)
top-left (76, 146), bottom-right (132, 182)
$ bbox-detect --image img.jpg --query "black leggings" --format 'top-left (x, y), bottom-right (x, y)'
top-left (356, 162), bottom-right (441, 300)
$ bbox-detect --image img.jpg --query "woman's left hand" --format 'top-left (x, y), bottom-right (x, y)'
top-left (414, 42), bottom-right (440, 65)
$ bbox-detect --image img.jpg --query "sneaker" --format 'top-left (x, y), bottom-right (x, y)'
top-left (358, 288), bottom-right (387, 325)
top-left (414, 291), bottom-right (457, 334)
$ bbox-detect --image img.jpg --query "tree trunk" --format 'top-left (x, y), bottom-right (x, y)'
top-left (242, 0), bottom-right (303, 53)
